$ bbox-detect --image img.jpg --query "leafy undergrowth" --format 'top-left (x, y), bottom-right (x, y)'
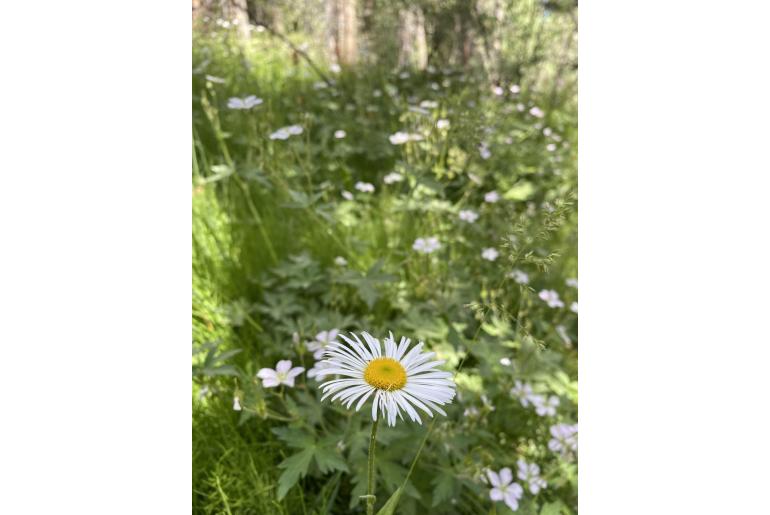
top-left (193, 25), bottom-right (577, 515)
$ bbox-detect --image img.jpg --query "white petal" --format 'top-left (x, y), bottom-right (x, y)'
top-left (489, 487), bottom-right (504, 501)
top-left (503, 491), bottom-right (520, 511)
top-left (487, 469), bottom-right (501, 487)
top-left (275, 360), bottom-right (292, 374)
top-left (287, 367), bottom-right (305, 379)
top-left (261, 377), bottom-right (280, 388)
top-left (256, 368), bottom-right (276, 380)
top-left (499, 467), bottom-right (513, 485)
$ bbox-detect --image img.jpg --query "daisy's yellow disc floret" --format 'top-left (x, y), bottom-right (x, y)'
top-left (363, 357), bottom-right (407, 391)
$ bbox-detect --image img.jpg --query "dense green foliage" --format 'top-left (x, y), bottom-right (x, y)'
top-left (193, 9), bottom-right (577, 514)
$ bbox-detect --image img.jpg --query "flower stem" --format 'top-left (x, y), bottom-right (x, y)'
top-left (366, 418), bottom-right (380, 515)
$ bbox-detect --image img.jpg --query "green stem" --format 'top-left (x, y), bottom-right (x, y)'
top-left (366, 418), bottom-right (380, 515)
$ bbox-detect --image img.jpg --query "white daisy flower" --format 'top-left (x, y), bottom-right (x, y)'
top-left (227, 95), bottom-right (263, 109)
top-left (355, 181), bottom-right (375, 193)
top-left (436, 119), bottom-right (450, 130)
top-left (334, 130), bottom-right (347, 139)
top-left (510, 84), bottom-right (521, 94)
top-left (549, 423), bottom-right (578, 458)
top-left (458, 210), bottom-right (479, 223)
top-left (486, 468), bottom-right (524, 512)
top-left (482, 248), bottom-right (499, 261)
top-left (507, 269), bottom-right (529, 284)
top-left (413, 237), bottom-right (441, 254)
top-left (307, 329), bottom-right (340, 359)
top-left (510, 381), bottom-right (535, 407)
top-left (233, 396), bottom-right (242, 411)
top-left (532, 394), bottom-right (560, 416)
top-left (529, 106), bottom-right (545, 118)
top-left (383, 172), bottom-right (404, 184)
top-left (484, 190), bottom-right (500, 203)
top-left (256, 360), bottom-right (305, 388)
top-left (517, 459), bottom-right (547, 494)
top-left (315, 332), bottom-right (457, 426)
top-left (334, 256), bottom-right (348, 266)
top-left (571, 302), bottom-right (578, 313)
top-left (539, 289), bottom-right (564, 308)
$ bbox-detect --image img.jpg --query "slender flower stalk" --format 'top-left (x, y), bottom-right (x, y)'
top-left (366, 418), bottom-right (380, 515)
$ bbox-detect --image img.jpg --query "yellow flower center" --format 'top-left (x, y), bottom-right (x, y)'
top-left (363, 357), bottom-right (407, 391)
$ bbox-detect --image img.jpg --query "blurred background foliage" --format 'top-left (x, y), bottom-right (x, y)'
top-left (193, 0), bottom-right (577, 513)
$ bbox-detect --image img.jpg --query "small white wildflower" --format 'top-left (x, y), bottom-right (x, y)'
top-left (529, 106), bottom-right (545, 118)
top-left (413, 236), bottom-right (441, 254)
top-left (543, 127), bottom-right (553, 136)
top-left (499, 357), bottom-right (512, 366)
top-left (517, 459), bottom-right (547, 494)
top-left (383, 172), bottom-right (404, 184)
top-left (571, 302), bottom-right (578, 314)
top-left (313, 81), bottom-right (328, 90)
top-left (481, 394), bottom-right (496, 411)
top-left (205, 74), bottom-right (226, 84)
top-left (509, 84), bottom-right (521, 94)
top-left (516, 103), bottom-right (525, 112)
top-left (227, 95), bottom-right (263, 109)
top-left (269, 125), bottom-right (303, 140)
top-left (389, 132), bottom-right (410, 145)
top-left (334, 130), bottom-right (346, 139)
top-left (334, 256), bottom-right (348, 266)
top-left (486, 468), bottom-right (524, 512)
top-left (546, 143), bottom-right (557, 152)
top-left (482, 248), bottom-right (499, 261)
top-left (330, 63), bottom-right (341, 73)
top-left (307, 329), bottom-right (340, 359)
top-left (464, 405), bottom-right (480, 417)
top-left (307, 359), bottom-right (333, 380)
top-left (233, 396), bottom-right (242, 411)
top-left (458, 210), bottom-right (479, 223)
top-left (566, 278), bottom-right (578, 288)
top-left (549, 423), bottom-right (578, 458)
top-left (507, 269), bottom-right (529, 285)
top-left (420, 100), bottom-right (438, 109)
top-left (539, 289), bottom-right (564, 308)
top-left (436, 119), bottom-right (450, 129)
top-left (484, 190), bottom-right (500, 203)
top-left (341, 190), bottom-right (354, 201)
top-left (479, 144), bottom-right (492, 160)
top-left (492, 85), bottom-right (504, 96)
top-left (510, 381), bottom-right (535, 407)
top-left (256, 360), bottom-right (305, 388)
top-left (355, 181), bottom-right (375, 193)
top-left (532, 395), bottom-right (560, 417)
top-left (373, 89), bottom-right (382, 97)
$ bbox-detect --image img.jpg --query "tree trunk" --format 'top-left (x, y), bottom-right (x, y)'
top-left (327, 0), bottom-right (359, 66)
top-left (398, 6), bottom-right (428, 70)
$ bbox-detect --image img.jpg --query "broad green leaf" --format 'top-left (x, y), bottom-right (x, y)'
top-left (313, 446), bottom-right (349, 474)
top-left (431, 471), bottom-right (455, 507)
top-left (276, 447), bottom-right (314, 500)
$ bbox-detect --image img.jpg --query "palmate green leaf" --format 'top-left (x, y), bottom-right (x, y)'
top-left (335, 260), bottom-right (396, 308)
top-left (540, 500), bottom-right (571, 515)
top-left (277, 447), bottom-right (314, 499)
top-left (313, 446), bottom-right (348, 474)
top-left (271, 426), bottom-right (315, 448)
top-left (431, 470), bottom-right (455, 507)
